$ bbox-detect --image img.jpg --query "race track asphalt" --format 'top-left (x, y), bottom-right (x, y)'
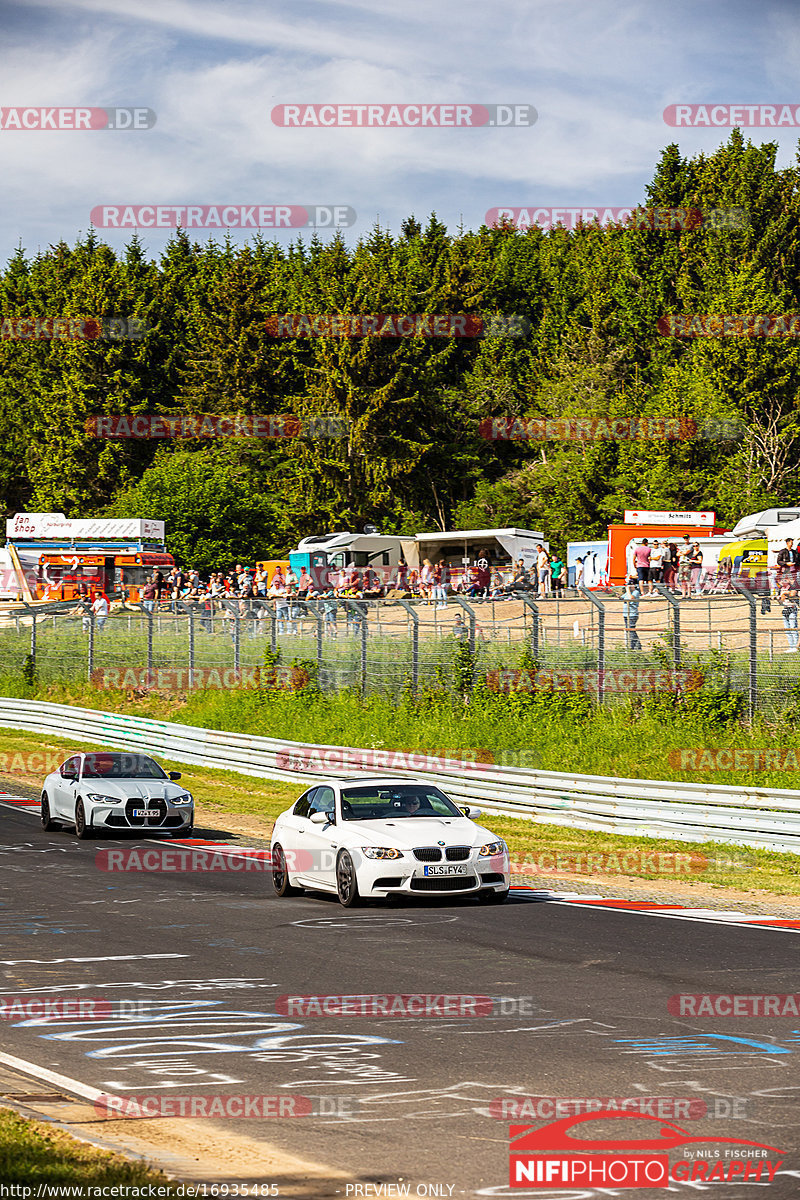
top-left (0, 797), bottom-right (798, 1198)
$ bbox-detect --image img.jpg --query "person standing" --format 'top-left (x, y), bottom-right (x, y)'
top-left (141, 574), bottom-right (157, 614)
top-left (780, 578), bottom-right (799, 652)
top-left (550, 553), bottom-right (564, 597)
top-left (689, 543), bottom-right (704, 595)
top-left (648, 540), bottom-right (664, 595)
top-left (623, 576), bottom-right (642, 650)
top-left (575, 557), bottom-right (585, 590)
top-left (677, 536), bottom-right (692, 598)
top-left (536, 545), bottom-right (551, 597)
top-left (633, 538), bottom-right (651, 590)
top-left (269, 570), bottom-right (289, 635)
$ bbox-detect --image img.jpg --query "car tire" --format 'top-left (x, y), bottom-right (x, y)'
top-left (272, 843), bottom-right (303, 897)
top-left (74, 798), bottom-right (91, 840)
top-left (41, 793), bottom-right (59, 831)
top-left (478, 887), bottom-right (509, 904)
top-left (336, 850), bottom-right (361, 907)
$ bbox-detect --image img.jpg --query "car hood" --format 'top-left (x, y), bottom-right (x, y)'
top-left (338, 816), bottom-right (490, 851)
top-left (80, 780), bottom-right (186, 801)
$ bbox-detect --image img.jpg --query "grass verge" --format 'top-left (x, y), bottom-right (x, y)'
top-left (0, 1107), bottom-right (177, 1190)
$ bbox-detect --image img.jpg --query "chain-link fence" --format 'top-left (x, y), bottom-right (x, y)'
top-left (2, 586), bottom-right (799, 717)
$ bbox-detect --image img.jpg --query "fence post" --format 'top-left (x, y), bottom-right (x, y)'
top-left (733, 580), bottom-right (757, 719)
top-left (30, 611), bottom-right (37, 678)
top-left (147, 606), bottom-right (154, 681)
top-left (188, 609), bottom-right (195, 689)
top-left (269, 600), bottom-right (277, 655)
top-left (308, 600), bottom-right (323, 679)
top-left (396, 599), bottom-right (419, 694)
top-left (653, 581), bottom-right (681, 667)
top-left (579, 587), bottom-right (605, 704)
top-left (233, 612), bottom-right (241, 678)
top-left (515, 592), bottom-right (540, 658)
top-left (453, 595), bottom-right (477, 654)
top-left (87, 612), bottom-right (95, 680)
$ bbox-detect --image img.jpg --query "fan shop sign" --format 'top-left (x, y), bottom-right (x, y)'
top-left (486, 668), bottom-right (699, 694)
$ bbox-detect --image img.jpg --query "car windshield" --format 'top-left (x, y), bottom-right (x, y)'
top-left (340, 784), bottom-right (463, 820)
top-left (81, 753), bottom-right (168, 780)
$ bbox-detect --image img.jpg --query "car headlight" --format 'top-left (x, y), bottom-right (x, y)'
top-left (360, 847), bottom-right (404, 860)
top-left (170, 793), bottom-right (193, 806)
top-left (479, 840), bottom-right (507, 857)
top-left (86, 793), bottom-right (124, 804)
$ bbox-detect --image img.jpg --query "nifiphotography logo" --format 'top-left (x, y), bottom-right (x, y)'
top-left (508, 1111), bottom-right (785, 1188)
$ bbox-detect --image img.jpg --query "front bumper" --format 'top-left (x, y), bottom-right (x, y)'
top-left (361, 855), bottom-right (510, 897)
top-left (90, 802), bottom-right (194, 835)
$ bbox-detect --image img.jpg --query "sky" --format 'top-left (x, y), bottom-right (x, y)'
top-left (2, 0), bottom-right (800, 262)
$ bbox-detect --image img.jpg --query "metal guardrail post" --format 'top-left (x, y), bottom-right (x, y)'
top-left (453, 595), bottom-right (477, 654)
top-left (733, 580), bottom-right (757, 719)
top-left (395, 599), bottom-right (419, 693)
top-left (30, 612), bottom-right (36, 677)
top-left (515, 591), bottom-right (540, 658)
top-left (188, 609), bottom-right (195, 689)
top-left (234, 612), bottom-right (241, 677)
top-left (652, 581), bottom-right (681, 667)
top-left (579, 587), bottom-right (606, 704)
top-left (268, 600), bottom-right (277, 655)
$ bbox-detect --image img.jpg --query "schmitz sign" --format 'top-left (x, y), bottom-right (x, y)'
top-left (6, 513), bottom-right (165, 540)
top-left (624, 509), bottom-right (714, 526)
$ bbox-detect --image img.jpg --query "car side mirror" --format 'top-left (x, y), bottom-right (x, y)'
top-left (460, 806), bottom-right (481, 818)
top-left (169, 771), bottom-right (182, 780)
top-left (309, 810), bottom-right (332, 825)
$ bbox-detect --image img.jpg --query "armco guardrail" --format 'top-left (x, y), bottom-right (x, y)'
top-left (0, 698), bottom-right (798, 854)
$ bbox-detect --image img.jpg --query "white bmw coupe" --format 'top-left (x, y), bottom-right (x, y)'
top-left (41, 751), bottom-right (194, 839)
top-left (270, 776), bottom-right (510, 906)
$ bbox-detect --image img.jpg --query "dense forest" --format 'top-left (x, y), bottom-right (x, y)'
top-left (2, 133), bottom-right (800, 573)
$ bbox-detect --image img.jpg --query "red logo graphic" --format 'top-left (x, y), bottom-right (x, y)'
top-left (509, 1112), bottom-right (784, 1188)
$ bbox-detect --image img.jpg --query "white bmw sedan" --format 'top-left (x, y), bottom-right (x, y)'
top-left (41, 751), bottom-right (194, 839)
top-left (270, 776), bottom-right (510, 906)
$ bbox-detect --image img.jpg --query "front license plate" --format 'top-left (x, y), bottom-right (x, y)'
top-left (423, 864), bottom-right (468, 876)
top-left (133, 808), bottom-right (160, 818)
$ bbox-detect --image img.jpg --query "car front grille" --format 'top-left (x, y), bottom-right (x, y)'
top-left (410, 876), bottom-right (477, 892)
top-left (125, 798), bottom-right (167, 827)
top-left (413, 847), bottom-right (442, 862)
top-left (445, 846), bottom-right (471, 861)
